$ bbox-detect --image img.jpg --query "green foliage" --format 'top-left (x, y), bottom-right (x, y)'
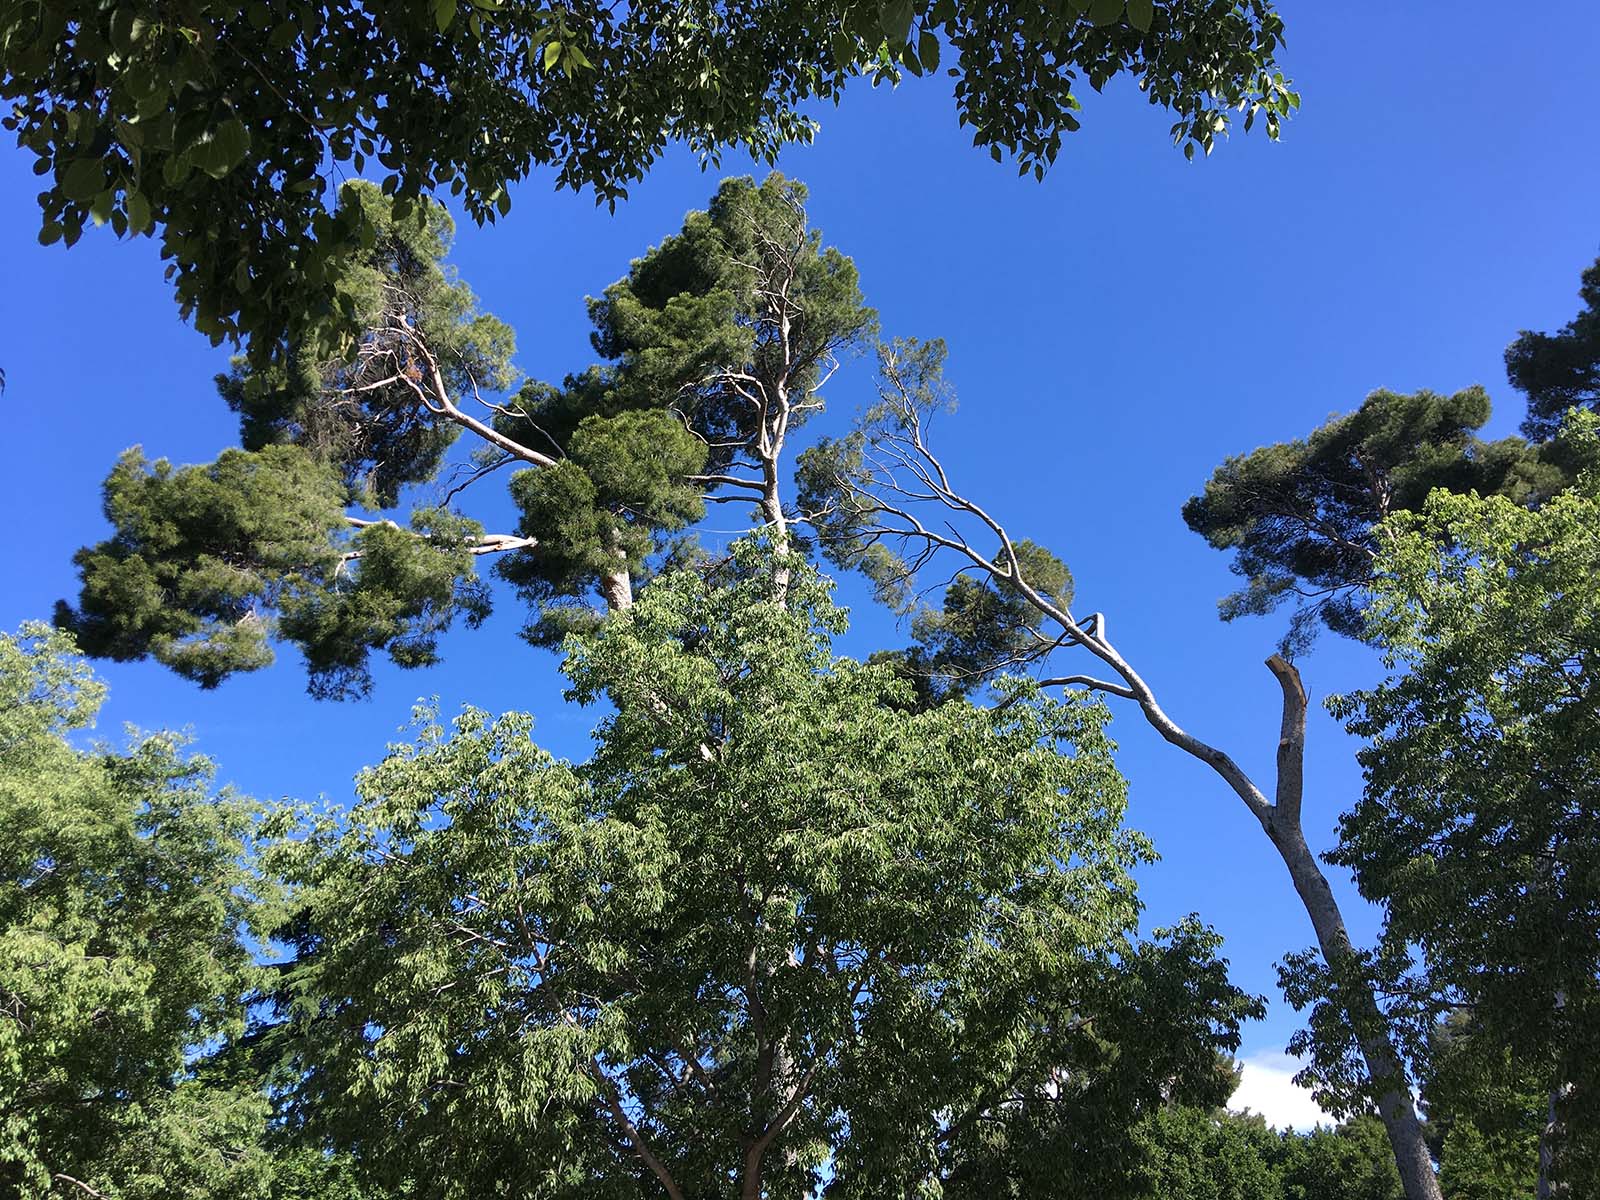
top-left (261, 546), bottom-right (1258, 1198)
top-left (900, 541), bottom-right (1075, 698)
top-left (797, 336), bottom-right (947, 603)
top-left (280, 508), bottom-right (494, 700)
top-left (1182, 386), bottom-right (1566, 654)
top-left (1276, 1115), bottom-right (1403, 1200)
top-left (3, 0), bottom-right (1293, 358)
top-left (0, 624), bottom-right (265, 1196)
top-left (498, 411), bottom-right (710, 643)
top-left (217, 181), bottom-right (517, 509)
top-left (990, 1105), bottom-right (1409, 1200)
top-left (1129, 1107), bottom-right (1288, 1200)
top-left (58, 184), bottom-right (522, 697)
top-left (1126, 1109), bottom-right (1401, 1200)
top-left (61, 173), bottom-right (886, 688)
top-left (57, 445), bottom-right (347, 685)
top-left (802, 338), bottom-right (1078, 702)
top-left (1506, 255), bottom-right (1600, 441)
top-left (497, 172), bottom-right (877, 643)
top-left (1324, 414), bottom-right (1600, 1189)
top-left (1423, 1012), bottom-right (1541, 1200)
top-left (931, 925), bottom-right (1266, 1200)
top-left (57, 446), bottom-right (492, 698)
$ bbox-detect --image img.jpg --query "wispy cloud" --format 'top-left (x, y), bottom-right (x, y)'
top-left (1229, 1052), bottom-right (1336, 1131)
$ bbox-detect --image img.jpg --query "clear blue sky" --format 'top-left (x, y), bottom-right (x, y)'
top-left (3, 1), bottom-right (1597, 1076)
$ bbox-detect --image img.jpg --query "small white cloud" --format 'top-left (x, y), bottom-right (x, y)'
top-left (1229, 1052), bottom-right (1336, 1131)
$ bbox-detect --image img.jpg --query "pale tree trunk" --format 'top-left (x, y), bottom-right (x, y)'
top-left (1536, 1069), bottom-right (1570, 1198)
top-left (1534, 969), bottom-right (1570, 1198)
top-left (845, 399), bottom-right (1445, 1199)
top-left (1270, 825), bottom-right (1440, 1200)
top-left (599, 565), bottom-right (633, 611)
top-left (599, 534), bottom-right (634, 612)
top-left (1251, 657), bottom-right (1441, 1200)
top-left (1537, 1087), bottom-right (1559, 1200)
top-left (762, 444), bottom-right (791, 600)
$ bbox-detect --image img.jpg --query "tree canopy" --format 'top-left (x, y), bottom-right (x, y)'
top-left (1126, 1108), bottom-right (1404, 1200)
top-left (260, 546), bottom-right (1261, 1198)
top-left (1179, 386), bottom-right (1570, 654)
top-left (2, 0), bottom-right (1297, 360)
top-left (1324, 417), bottom-right (1600, 1192)
top-left (0, 624), bottom-right (375, 1199)
top-left (1506, 254), bottom-right (1600, 441)
top-left (56, 173), bottom-right (878, 695)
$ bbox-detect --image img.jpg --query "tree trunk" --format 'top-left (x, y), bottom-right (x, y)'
top-left (761, 448), bottom-right (791, 600)
top-left (1121, 652), bottom-right (1441, 1199)
top-left (599, 533), bottom-right (634, 611)
top-left (599, 567), bottom-right (633, 611)
top-left (1270, 826), bottom-right (1442, 1200)
top-left (1536, 1080), bottom-right (1570, 1199)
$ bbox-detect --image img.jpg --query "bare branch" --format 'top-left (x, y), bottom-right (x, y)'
top-left (1265, 653), bottom-right (1307, 829)
top-left (1037, 675), bottom-right (1139, 701)
top-left (591, 1062), bottom-right (686, 1200)
top-left (53, 1176), bottom-right (112, 1200)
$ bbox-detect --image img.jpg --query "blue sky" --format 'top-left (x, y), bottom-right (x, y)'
top-left (3, 0), bottom-right (1597, 1120)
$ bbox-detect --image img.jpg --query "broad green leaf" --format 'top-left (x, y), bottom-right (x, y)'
top-left (126, 189), bottom-right (151, 233)
top-left (879, 0), bottom-right (915, 44)
top-left (1089, 0), bottom-right (1124, 26)
top-left (61, 157), bottom-right (105, 201)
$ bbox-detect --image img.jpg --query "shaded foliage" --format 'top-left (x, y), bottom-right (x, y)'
top-left (216, 182), bottom-right (516, 510)
top-left (1507, 254), bottom-right (1600, 441)
top-left (2, 0), bottom-right (1295, 359)
top-left (1182, 386), bottom-right (1567, 654)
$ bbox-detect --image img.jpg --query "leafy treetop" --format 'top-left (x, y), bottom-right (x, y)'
top-left (2, 0), bottom-right (1295, 360)
top-left (56, 173), bottom-right (876, 696)
top-left (261, 545), bottom-right (1262, 1199)
top-left (1506, 253), bottom-right (1600, 441)
top-left (1180, 385), bottom-right (1573, 655)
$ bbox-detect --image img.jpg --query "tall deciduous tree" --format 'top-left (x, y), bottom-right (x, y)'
top-left (1, 0), bottom-right (1296, 358)
top-left (260, 546), bottom-right (1261, 1199)
top-left (0, 626), bottom-right (283, 1196)
top-left (800, 340), bottom-right (1447, 1200)
top-left (1326, 418), bottom-right (1600, 1198)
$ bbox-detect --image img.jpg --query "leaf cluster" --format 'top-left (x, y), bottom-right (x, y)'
top-left (1506, 254), bottom-right (1600, 441)
top-left (1182, 386), bottom-right (1568, 654)
top-left (3, 0), bottom-right (1293, 358)
top-left (261, 547), bottom-right (1258, 1198)
top-left (57, 446), bottom-right (492, 698)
